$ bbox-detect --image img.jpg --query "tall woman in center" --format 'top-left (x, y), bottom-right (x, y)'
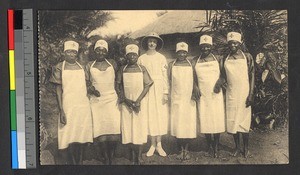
top-left (138, 32), bottom-right (169, 157)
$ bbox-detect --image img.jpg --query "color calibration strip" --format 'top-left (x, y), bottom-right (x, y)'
top-left (8, 9), bottom-right (19, 169)
top-left (8, 9), bottom-right (36, 169)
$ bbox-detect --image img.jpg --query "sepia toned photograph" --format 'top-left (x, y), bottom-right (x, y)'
top-left (39, 10), bottom-right (288, 165)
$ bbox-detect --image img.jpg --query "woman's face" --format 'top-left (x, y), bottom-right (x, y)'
top-left (64, 50), bottom-right (78, 62)
top-left (200, 44), bottom-right (212, 56)
top-left (95, 47), bottom-right (108, 60)
top-left (126, 53), bottom-right (139, 65)
top-left (147, 38), bottom-right (158, 50)
top-left (228, 41), bottom-right (240, 53)
top-left (176, 50), bottom-right (188, 61)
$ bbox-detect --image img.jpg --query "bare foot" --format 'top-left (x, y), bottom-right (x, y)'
top-left (204, 147), bottom-right (213, 157)
top-left (137, 156), bottom-right (145, 165)
top-left (214, 150), bottom-right (220, 158)
top-left (183, 150), bottom-right (191, 160)
top-left (176, 151), bottom-right (184, 160)
top-left (231, 149), bottom-right (241, 157)
top-left (244, 150), bottom-right (253, 158)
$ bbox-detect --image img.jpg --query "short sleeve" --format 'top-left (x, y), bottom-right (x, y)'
top-left (49, 62), bottom-right (63, 85)
top-left (141, 65), bottom-right (153, 86)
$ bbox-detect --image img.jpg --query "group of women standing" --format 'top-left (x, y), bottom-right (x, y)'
top-left (49, 31), bottom-right (254, 165)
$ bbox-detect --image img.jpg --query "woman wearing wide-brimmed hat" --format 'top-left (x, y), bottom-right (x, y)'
top-left (138, 32), bottom-right (169, 157)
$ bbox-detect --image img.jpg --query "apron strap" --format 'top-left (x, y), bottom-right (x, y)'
top-left (173, 58), bottom-right (192, 67)
top-left (91, 60), bottom-right (96, 68)
top-left (123, 64), bottom-right (128, 71)
top-left (75, 61), bottom-right (83, 69)
top-left (197, 54), bottom-right (202, 63)
top-left (226, 50), bottom-right (246, 61)
top-left (123, 64), bottom-right (142, 72)
top-left (137, 64), bottom-right (143, 72)
top-left (211, 54), bottom-right (218, 62)
top-left (62, 60), bottom-right (83, 70)
top-left (240, 51), bottom-right (247, 60)
top-left (105, 59), bottom-right (113, 67)
top-left (62, 60), bottom-right (66, 70)
top-left (186, 58), bottom-right (192, 67)
top-left (197, 53), bottom-right (217, 63)
top-left (92, 59), bottom-right (112, 69)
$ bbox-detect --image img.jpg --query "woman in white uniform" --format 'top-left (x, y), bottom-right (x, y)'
top-left (116, 44), bottom-right (153, 165)
top-left (50, 40), bottom-right (93, 165)
top-left (221, 32), bottom-right (255, 158)
top-left (169, 42), bottom-right (199, 160)
top-left (138, 32), bottom-right (169, 157)
top-left (86, 39), bottom-right (121, 165)
top-left (193, 35), bottom-right (225, 158)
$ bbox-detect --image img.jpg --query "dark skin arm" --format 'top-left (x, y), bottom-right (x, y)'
top-left (192, 65), bottom-right (201, 101)
top-left (167, 61), bottom-right (174, 100)
top-left (85, 63), bottom-right (100, 97)
top-left (214, 55), bottom-right (227, 93)
top-left (133, 82), bottom-right (153, 113)
top-left (56, 85), bottom-right (66, 125)
top-left (246, 53), bottom-right (255, 107)
top-left (115, 67), bottom-right (135, 112)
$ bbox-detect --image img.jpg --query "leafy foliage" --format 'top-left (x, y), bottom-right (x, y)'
top-left (39, 11), bottom-right (113, 93)
top-left (201, 10), bottom-right (288, 127)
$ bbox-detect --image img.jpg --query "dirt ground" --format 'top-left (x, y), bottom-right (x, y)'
top-left (41, 127), bottom-right (288, 165)
top-left (40, 89), bottom-right (288, 165)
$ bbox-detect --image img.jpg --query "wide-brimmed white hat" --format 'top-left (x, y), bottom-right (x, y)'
top-left (141, 32), bottom-right (164, 51)
top-left (199, 35), bottom-right (213, 45)
top-left (94, 39), bottom-right (108, 51)
top-left (64, 40), bottom-right (79, 52)
top-left (176, 42), bottom-right (188, 52)
top-left (125, 44), bottom-right (139, 55)
top-left (227, 32), bottom-right (242, 43)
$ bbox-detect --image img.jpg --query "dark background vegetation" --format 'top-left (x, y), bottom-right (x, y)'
top-left (1, 0), bottom-right (299, 174)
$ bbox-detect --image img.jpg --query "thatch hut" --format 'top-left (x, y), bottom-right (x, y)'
top-left (130, 10), bottom-right (213, 61)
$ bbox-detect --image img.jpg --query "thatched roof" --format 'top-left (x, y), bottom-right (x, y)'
top-left (130, 10), bottom-right (210, 39)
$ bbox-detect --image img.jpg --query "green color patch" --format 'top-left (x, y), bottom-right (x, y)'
top-left (10, 90), bottom-right (17, 130)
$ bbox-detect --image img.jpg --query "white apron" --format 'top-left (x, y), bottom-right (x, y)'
top-left (195, 54), bottom-right (225, 134)
top-left (138, 53), bottom-right (168, 136)
top-left (170, 60), bottom-right (197, 138)
top-left (224, 51), bottom-right (252, 133)
top-left (90, 60), bottom-right (121, 138)
top-left (121, 65), bottom-right (148, 145)
top-left (59, 61), bottom-right (93, 149)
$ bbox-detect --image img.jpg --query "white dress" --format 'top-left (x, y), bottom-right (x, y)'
top-left (138, 52), bottom-right (169, 136)
top-left (121, 65), bottom-right (148, 145)
top-left (224, 51), bottom-right (252, 133)
top-left (89, 60), bottom-right (121, 138)
top-left (58, 61), bottom-right (93, 149)
top-left (170, 60), bottom-right (197, 138)
top-left (195, 54), bottom-right (225, 134)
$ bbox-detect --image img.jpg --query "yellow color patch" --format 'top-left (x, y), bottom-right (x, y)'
top-left (9, 50), bottom-right (16, 90)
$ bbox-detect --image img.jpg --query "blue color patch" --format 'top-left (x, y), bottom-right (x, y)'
top-left (11, 131), bottom-right (19, 169)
